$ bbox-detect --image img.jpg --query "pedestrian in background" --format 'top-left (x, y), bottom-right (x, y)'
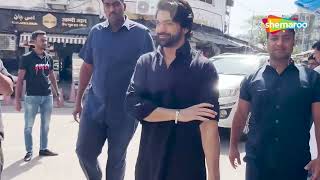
top-left (15, 30), bottom-right (61, 162)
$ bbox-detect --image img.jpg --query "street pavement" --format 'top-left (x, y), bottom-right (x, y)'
top-left (0, 104), bottom-right (253, 180)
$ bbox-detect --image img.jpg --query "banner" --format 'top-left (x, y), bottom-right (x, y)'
top-left (0, 8), bottom-right (100, 35)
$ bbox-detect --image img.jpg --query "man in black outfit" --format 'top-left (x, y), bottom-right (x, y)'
top-left (126, 0), bottom-right (220, 179)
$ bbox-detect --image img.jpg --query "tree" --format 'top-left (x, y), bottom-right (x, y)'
top-left (237, 14), bottom-right (301, 51)
top-left (238, 15), bottom-right (267, 50)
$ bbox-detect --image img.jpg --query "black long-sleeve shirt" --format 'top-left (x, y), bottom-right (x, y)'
top-left (125, 41), bottom-right (220, 180)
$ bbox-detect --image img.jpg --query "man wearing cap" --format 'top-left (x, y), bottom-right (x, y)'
top-left (72, 0), bottom-right (154, 179)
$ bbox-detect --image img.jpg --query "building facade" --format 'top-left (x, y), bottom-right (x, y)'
top-left (0, 0), bottom-right (257, 100)
top-left (295, 7), bottom-right (320, 52)
top-left (0, 0), bottom-right (100, 84)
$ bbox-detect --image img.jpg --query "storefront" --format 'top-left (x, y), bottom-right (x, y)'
top-left (0, 8), bottom-right (100, 84)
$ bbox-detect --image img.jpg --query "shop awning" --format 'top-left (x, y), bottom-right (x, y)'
top-left (295, 0), bottom-right (320, 15)
top-left (192, 31), bottom-right (241, 47)
top-left (19, 33), bottom-right (87, 47)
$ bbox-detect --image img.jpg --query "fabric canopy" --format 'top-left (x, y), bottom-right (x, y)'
top-left (295, 0), bottom-right (320, 15)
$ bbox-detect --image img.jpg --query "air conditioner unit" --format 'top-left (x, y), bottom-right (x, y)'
top-left (226, 0), bottom-right (234, 7)
top-left (0, 34), bottom-right (17, 51)
top-left (46, 0), bottom-right (70, 6)
top-left (136, 0), bottom-right (158, 16)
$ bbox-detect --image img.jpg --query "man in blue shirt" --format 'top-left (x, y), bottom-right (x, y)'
top-left (72, 0), bottom-right (154, 179)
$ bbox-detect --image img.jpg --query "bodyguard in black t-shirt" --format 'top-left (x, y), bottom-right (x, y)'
top-left (15, 30), bottom-right (62, 162)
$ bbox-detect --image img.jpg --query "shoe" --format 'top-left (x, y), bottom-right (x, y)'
top-left (24, 152), bottom-right (33, 162)
top-left (39, 149), bottom-right (58, 156)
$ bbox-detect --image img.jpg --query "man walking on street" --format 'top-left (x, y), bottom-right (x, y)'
top-left (0, 66), bottom-right (14, 176)
top-left (229, 29), bottom-right (320, 180)
top-left (126, 0), bottom-right (220, 179)
top-left (72, 0), bottom-right (154, 179)
top-left (15, 30), bottom-right (61, 162)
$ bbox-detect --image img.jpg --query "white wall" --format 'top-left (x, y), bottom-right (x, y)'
top-left (189, 0), bottom-right (226, 30)
top-left (0, 0), bottom-right (41, 8)
top-left (125, 0), bottom-right (227, 31)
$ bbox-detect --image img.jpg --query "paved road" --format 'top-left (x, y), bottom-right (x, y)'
top-left (0, 105), bottom-right (250, 180)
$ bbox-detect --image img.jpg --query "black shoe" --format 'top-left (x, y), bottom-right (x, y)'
top-left (39, 149), bottom-right (58, 156)
top-left (24, 152), bottom-right (33, 162)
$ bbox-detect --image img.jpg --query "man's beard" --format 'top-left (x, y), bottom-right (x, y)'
top-left (156, 30), bottom-right (183, 48)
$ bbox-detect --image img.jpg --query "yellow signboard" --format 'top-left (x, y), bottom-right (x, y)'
top-left (43, 13), bottom-right (57, 29)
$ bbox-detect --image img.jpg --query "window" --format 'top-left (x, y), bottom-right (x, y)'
top-left (211, 56), bottom-right (265, 75)
top-left (199, 0), bottom-right (214, 5)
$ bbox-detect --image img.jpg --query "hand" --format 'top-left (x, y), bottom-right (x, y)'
top-left (56, 96), bottom-right (63, 108)
top-left (208, 175), bottom-right (220, 180)
top-left (305, 158), bottom-right (320, 180)
top-left (72, 103), bottom-right (82, 123)
top-left (15, 100), bottom-right (22, 112)
top-left (179, 103), bottom-right (217, 122)
top-left (229, 145), bottom-right (241, 169)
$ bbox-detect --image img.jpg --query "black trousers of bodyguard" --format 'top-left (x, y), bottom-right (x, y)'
top-left (246, 158), bottom-right (309, 180)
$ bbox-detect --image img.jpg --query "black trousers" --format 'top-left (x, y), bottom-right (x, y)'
top-left (246, 159), bottom-right (309, 180)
